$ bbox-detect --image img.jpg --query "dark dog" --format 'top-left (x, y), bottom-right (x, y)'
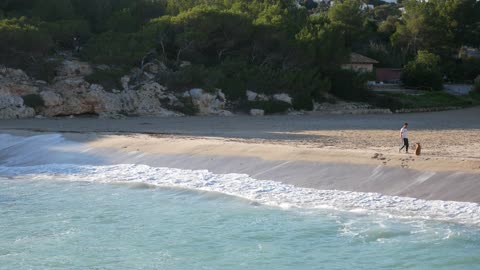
top-left (414, 143), bottom-right (421, 156)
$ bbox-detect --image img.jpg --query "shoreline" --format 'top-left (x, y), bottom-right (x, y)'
top-left (2, 130), bottom-right (480, 203)
top-left (1, 107), bottom-right (480, 203)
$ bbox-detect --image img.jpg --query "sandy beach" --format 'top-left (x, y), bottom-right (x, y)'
top-left (1, 107), bottom-right (480, 202)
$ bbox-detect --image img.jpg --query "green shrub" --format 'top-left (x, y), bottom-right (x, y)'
top-left (469, 90), bottom-right (480, 104)
top-left (292, 93), bottom-right (314, 111)
top-left (401, 51), bottom-right (443, 91)
top-left (248, 100), bottom-right (291, 114)
top-left (33, 0), bottom-right (75, 21)
top-left (82, 31), bottom-right (154, 65)
top-left (24, 58), bottom-right (60, 82)
top-left (0, 17), bottom-right (53, 56)
top-left (85, 69), bottom-right (125, 91)
top-left (215, 60), bottom-right (249, 100)
top-left (157, 64), bottom-right (224, 93)
top-left (368, 94), bottom-right (403, 111)
top-left (0, 18), bottom-right (55, 78)
top-left (310, 77), bottom-right (332, 102)
top-left (474, 76), bottom-right (480, 93)
top-left (215, 60), bottom-right (331, 103)
top-left (370, 91), bottom-right (475, 110)
top-left (461, 60), bottom-right (480, 82)
top-left (443, 58), bottom-right (480, 82)
top-left (43, 20), bottom-right (91, 49)
top-left (173, 96), bottom-right (199, 116)
top-left (107, 9), bottom-right (139, 33)
top-left (329, 69), bottom-right (370, 101)
top-left (22, 94), bottom-right (45, 110)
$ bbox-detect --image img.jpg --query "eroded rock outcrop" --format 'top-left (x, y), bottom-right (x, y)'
top-left (245, 90), bottom-right (271, 102)
top-left (0, 59), bottom-right (329, 119)
top-left (56, 60), bottom-right (93, 78)
top-left (0, 67), bottom-right (38, 119)
top-left (0, 67), bottom-right (38, 96)
top-left (121, 82), bottom-right (180, 116)
top-left (184, 88), bottom-right (232, 116)
top-left (0, 60), bottom-right (188, 118)
top-left (0, 95), bottom-right (35, 119)
top-left (273, 93), bottom-right (292, 104)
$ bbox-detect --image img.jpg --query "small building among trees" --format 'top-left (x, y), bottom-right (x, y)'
top-left (376, 68), bottom-right (402, 83)
top-left (342, 53), bottom-right (378, 73)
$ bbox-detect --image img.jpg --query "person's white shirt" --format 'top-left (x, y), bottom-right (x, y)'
top-left (400, 127), bottom-right (408, 139)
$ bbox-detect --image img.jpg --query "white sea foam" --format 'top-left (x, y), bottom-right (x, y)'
top-left (1, 133), bottom-right (480, 226)
top-left (1, 163), bottom-right (479, 226)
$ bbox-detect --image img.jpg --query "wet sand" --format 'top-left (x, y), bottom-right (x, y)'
top-left (1, 107), bottom-right (480, 202)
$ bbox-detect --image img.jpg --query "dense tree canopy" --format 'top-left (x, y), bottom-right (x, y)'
top-left (0, 0), bottom-right (479, 103)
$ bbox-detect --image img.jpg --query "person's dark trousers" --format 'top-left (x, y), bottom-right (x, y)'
top-left (399, 138), bottom-right (409, 153)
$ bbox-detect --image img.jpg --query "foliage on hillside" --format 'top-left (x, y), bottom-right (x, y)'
top-left (1, 0), bottom-right (480, 107)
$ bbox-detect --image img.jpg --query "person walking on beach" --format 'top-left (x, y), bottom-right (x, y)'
top-left (399, 122), bottom-right (409, 153)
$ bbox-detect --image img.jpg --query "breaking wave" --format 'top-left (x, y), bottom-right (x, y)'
top-left (1, 133), bottom-right (479, 226)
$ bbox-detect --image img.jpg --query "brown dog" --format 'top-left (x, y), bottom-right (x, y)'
top-left (414, 143), bottom-right (421, 156)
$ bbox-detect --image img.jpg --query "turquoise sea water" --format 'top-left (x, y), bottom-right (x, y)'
top-left (1, 134), bottom-right (480, 269)
top-left (1, 177), bottom-right (480, 270)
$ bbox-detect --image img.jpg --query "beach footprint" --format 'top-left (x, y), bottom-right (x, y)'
top-left (400, 158), bottom-right (409, 169)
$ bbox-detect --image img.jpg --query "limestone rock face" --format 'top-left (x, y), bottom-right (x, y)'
top-left (119, 82), bottom-right (181, 116)
top-left (143, 62), bottom-right (168, 74)
top-left (40, 91), bottom-right (63, 107)
top-left (0, 95), bottom-right (35, 119)
top-left (86, 84), bottom-right (122, 114)
top-left (56, 60), bottom-right (93, 77)
top-left (0, 66), bottom-right (38, 119)
top-left (184, 88), bottom-right (232, 116)
top-left (0, 60), bottom-right (237, 118)
top-left (0, 67), bottom-right (29, 82)
top-left (246, 90), bottom-right (269, 101)
top-left (0, 67), bottom-right (38, 96)
top-left (246, 90), bottom-right (258, 101)
top-left (273, 93), bottom-right (292, 104)
top-left (120, 76), bottom-right (131, 91)
top-left (39, 78), bottom-right (124, 117)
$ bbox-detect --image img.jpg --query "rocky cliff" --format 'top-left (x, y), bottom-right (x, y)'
top-left (0, 58), bottom-right (390, 120)
top-left (0, 60), bottom-right (233, 119)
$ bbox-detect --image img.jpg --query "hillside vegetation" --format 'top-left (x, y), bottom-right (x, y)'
top-left (1, 0), bottom-right (480, 110)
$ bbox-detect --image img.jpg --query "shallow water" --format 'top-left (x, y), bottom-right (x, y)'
top-left (1, 133), bottom-right (480, 269)
top-left (1, 177), bottom-right (480, 270)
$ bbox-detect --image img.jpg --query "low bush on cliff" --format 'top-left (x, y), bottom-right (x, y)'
top-left (24, 58), bottom-right (60, 83)
top-left (22, 94), bottom-right (45, 110)
top-left (82, 32), bottom-right (154, 65)
top-left (0, 17), bottom-right (53, 55)
top-left (85, 68), bottom-right (126, 92)
top-left (248, 100), bottom-right (292, 114)
top-left (292, 93), bottom-right (314, 111)
top-left (157, 64), bottom-right (223, 93)
top-left (0, 17), bottom-right (53, 71)
top-left (43, 19), bottom-right (91, 49)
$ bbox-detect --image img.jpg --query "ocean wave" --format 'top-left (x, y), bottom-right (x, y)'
top-left (1, 163), bottom-right (479, 226)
